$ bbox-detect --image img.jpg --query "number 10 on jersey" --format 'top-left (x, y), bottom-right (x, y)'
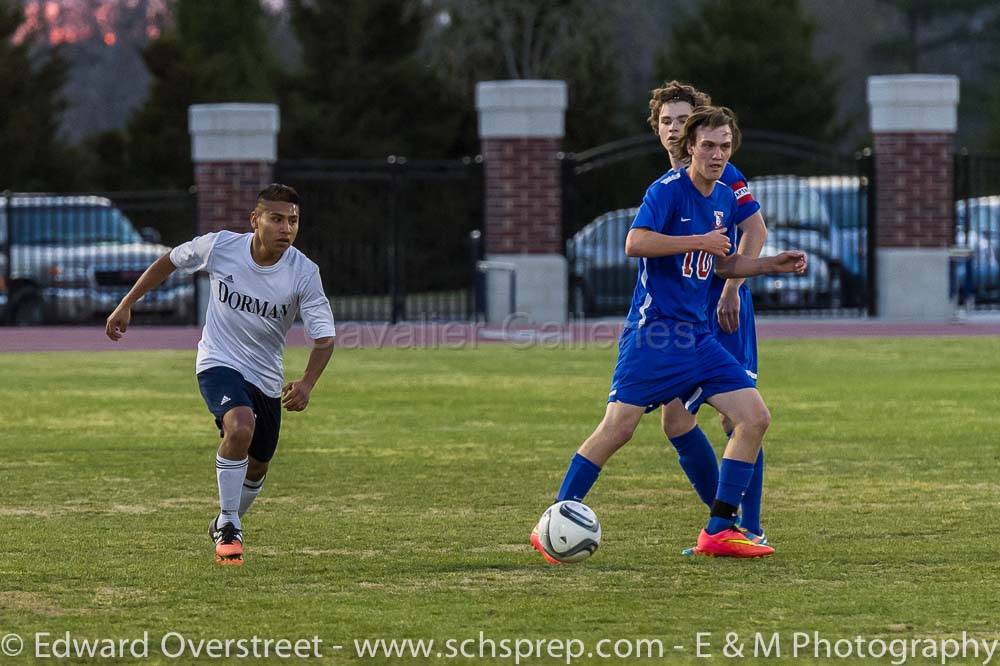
top-left (682, 251), bottom-right (713, 280)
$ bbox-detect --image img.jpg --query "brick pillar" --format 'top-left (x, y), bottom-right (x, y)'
top-left (188, 104), bottom-right (280, 235)
top-left (476, 81), bottom-right (567, 324)
top-left (188, 103), bottom-right (279, 322)
top-left (867, 75), bottom-right (959, 320)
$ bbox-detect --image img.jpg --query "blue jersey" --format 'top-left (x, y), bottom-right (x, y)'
top-left (625, 167), bottom-right (740, 328)
top-left (709, 163), bottom-right (761, 291)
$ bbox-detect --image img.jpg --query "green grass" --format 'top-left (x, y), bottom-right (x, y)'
top-left (1, 337), bottom-right (999, 663)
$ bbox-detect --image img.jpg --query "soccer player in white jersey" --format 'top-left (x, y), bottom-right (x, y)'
top-left (105, 184), bottom-right (336, 565)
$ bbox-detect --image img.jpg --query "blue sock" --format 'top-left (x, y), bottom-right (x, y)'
top-left (555, 453), bottom-right (602, 502)
top-left (668, 426), bottom-right (718, 507)
top-left (739, 449), bottom-right (765, 535)
top-left (706, 458), bottom-right (755, 534)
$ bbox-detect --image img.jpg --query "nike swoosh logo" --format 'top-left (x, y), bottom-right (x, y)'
top-left (681, 218), bottom-right (691, 222)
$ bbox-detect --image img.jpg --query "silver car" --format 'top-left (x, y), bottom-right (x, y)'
top-left (0, 195), bottom-right (194, 324)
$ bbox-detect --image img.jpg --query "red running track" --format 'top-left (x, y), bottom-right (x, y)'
top-left (1, 319), bottom-right (999, 353)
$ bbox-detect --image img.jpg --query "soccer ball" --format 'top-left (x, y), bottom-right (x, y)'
top-left (536, 500), bottom-right (602, 563)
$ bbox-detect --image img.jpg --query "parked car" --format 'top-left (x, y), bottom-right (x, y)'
top-left (742, 175), bottom-right (838, 307)
top-left (567, 208), bottom-right (638, 316)
top-left (0, 195), bottom-right (194, 324)
top-left (567, 177), bottom-right (839, 314)
top-left (954, 196), bottom-right (1000, 303)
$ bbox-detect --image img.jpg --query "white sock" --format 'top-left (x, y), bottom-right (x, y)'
top-left (216, 454), bottom-right (248, 530)
top-left (239, 475), bottom-right (265, 517)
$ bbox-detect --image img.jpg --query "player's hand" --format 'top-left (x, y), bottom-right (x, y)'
top-left (281, 380), bottom-right (312, 412)
top-left (699, 228), bottom-right (731, 257)
top-left (716, 287), bottom-right (741, 334)
top-left (771, 251), bottom-right (808, 274)
top-left (105, 304), bottom-right (132, 341)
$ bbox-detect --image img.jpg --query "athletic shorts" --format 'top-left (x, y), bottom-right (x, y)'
top-left (608, 320), bottom-right (755, 414)
top-left (197, 365), bottom-right (282, 463)
top-left (706, 281), bottom-right (758, 380)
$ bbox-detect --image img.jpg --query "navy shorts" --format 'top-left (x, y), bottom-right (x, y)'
top-left (197, 366), bottom-right (282, 463)
top-left (608, 321), bottom-right (755, 414)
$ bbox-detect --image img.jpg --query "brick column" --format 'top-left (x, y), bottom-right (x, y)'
top-left (188, 104), bottom-right (280, 235)
top-left (867, 75), bottom-right (959, 320)
top-left (188, 103), bottom-right (279, 322)
top-left (476, 81), bottom-right (567, 324)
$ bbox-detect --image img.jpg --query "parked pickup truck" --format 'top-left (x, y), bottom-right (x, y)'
top-left (0, 195), bottom-right (194, 325)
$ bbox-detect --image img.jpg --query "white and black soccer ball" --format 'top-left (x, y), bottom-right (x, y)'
top-left (536, 500), bottom-right (601, 563)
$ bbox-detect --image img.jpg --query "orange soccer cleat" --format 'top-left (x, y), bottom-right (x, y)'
top-left (209, 518), bottom-right (244, 566)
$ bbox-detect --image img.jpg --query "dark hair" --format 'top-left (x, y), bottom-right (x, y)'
top-left (256, 183), bottom-right (299, 205)
top-left (647, 80), bottom-right (713, 132)
top-left (676, 106), bottom-right (742, 158)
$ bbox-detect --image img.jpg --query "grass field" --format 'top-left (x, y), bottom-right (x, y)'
top-left (2, 337), bottom-right (1000, 664)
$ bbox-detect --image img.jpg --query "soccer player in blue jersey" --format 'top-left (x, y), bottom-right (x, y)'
top-left (650, 81), bottom-right (770, 548)
top-left (532, 106), bottom-right (805, 559)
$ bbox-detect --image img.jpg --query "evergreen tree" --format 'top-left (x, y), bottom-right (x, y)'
top-left (872, 0), bottom-right (1000, 72)
top-left (656, 0), bottom-right (842, 143)
top-left (425, 0), bottom-right (627, 152)
top-left (281, 0), bottom-right (466, 159)
top-left (104, 0), bottom-right (280, 190)
top-left (0, 0), bottom-right (79, 190)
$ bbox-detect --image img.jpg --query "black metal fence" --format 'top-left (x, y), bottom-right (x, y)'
top-left (274, 157), bottom-right (483, 323)
top-left (563, 131), bottom-right (874, 318)
top-left (954, 150), bottom-right (1000, 309)
top-left (1, 190), bottom-right (198, 326)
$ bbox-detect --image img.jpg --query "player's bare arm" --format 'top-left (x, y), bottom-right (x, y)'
top-left (715, 250), bottom-right (807, 280)
top-left (625, 226), bottom-right (731, 258)
top-left (717, 212), bottom-right (767, 333)
top-left (105, 252), bottom-right (178, 341)
top-left (281, 336), bottom-right (335, 412)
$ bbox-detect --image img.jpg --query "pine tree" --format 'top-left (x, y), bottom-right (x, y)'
top-left (0, 0), bottom-right (79, 190)
top-left (656, 0), bottom-right (842, 143)
top-left (425, 0), bottom-right (628, 152)
top-left (105, 0), bottom-right (280, 189)
top-left (280, 0), bottom-right (466, 159)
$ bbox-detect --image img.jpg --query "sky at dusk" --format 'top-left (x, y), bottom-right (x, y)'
top-left (13, 0), bottom-right (286, 46)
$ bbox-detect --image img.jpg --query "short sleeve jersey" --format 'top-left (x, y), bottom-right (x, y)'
top-left (169, 231), bottom-right (336, 397)
top-left (709, 162), bottom-right (761, 290)
top-left (625, 167), bottom-right (740, 327)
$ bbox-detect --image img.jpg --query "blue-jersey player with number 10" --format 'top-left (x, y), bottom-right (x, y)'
top-left (531, 106), bottom-right (807, 559)
top-left (650, 81), bottom-right (770, 553)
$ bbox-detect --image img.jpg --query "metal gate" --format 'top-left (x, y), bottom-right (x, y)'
top-left (274, 157), bottom-right (483, 323)
top-left (561, 131), bottom-right (873, 318)
top-left (954, 149), bottom-right (1000, 309)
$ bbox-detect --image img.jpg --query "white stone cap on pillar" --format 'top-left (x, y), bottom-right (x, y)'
top-left (867, 75), bottom-right (959, 133)
top-left (188, 103), bottom-right (280, 162)
top-left (476, 80), bottom-right (567, 138)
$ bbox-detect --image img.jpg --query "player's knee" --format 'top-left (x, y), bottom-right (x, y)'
top-left (745, 404), bottom-right (771, 434)
top-left (224, 421), bottom-right (255, 449)
top-left (662, 411), bottom-right (696, 439)
top-left (600, 418), bottom-right (636, 447)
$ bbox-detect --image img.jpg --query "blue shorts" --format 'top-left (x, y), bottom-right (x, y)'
top-left (197, 366), bottom-right (282, 463)
top-left (707, 281), bottom-right (758, 380)
top-left (608, 321), bottom-right (756, 414)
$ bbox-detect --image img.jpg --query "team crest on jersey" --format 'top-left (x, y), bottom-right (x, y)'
top-left (714, 211), bottom-right (725, 228)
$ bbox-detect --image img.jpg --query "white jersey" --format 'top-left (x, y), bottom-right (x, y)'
top-left (169, 231), bottom-right (336, 397)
